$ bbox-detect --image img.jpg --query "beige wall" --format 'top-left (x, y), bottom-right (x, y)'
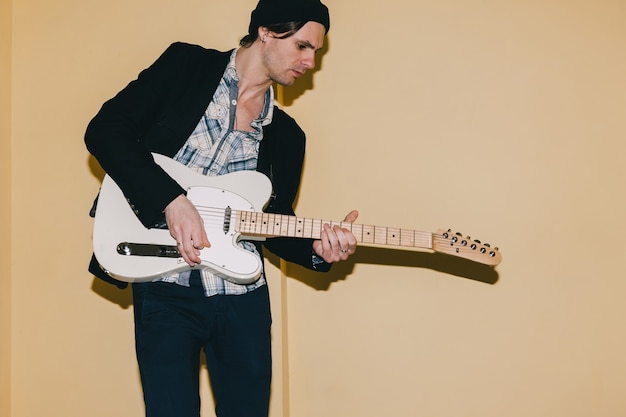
top-left (7, 0), bottom-right (626, 416)
top-left (1, 0), bottom-right (12, 414)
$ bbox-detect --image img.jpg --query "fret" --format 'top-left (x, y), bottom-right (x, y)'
top-left (260, 212), bottom-right (271, 235)
top-left (311, 218), bottom-right (322, 239)
top-left (237, 211), bottom-right (249, 234)
top-left (274, 213), bottom-right (284, 236)
top-left (350, 223), bottom-right (364, 242)
top-left (302, 218), bottom-right (314, 239)
top-left (251, 211), bottom-right (262, 234)
top-left (287, 215), bottom-right (297, 237)
top-left (278, 213), bottom-right (288, 236)
top-left (294, 217), bottom-right (305, 238)
top-left (372, 226), bottom-right (386, 245)
top-left (264, 212), bottom-right (275, 235)
top-left (386, 227), bottom-right (401, 246)
top-left (252, 212), bottom-right (263, 234)
top-left (361, 225), bottom-right (375, 244)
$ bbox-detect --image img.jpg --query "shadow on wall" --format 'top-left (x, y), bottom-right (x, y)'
top-left (87, 154), bottom-right (106, 183)
top-left (282, 246), bottom-right (500, 291)
top-left (91, 277), bottom-right (133, 309)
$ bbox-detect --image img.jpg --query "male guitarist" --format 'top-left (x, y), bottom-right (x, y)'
top-left (85, 0), bottom-right (358, 416)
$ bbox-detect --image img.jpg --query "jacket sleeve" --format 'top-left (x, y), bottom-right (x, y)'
top-left (85, 42), bottom-right (201, 227)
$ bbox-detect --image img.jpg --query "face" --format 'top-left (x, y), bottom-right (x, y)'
top-left (261, 21), bottom-right (326, 86)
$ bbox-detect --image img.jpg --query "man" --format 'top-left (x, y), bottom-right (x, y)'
top-left (85, 0), bottom-right (357, 416)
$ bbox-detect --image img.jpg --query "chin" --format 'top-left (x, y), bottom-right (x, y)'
top-left (271, 74), bottom-right (297, 87)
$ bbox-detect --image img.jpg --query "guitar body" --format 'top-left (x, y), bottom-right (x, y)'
top-left (92, 153), bottom-right (273, 284)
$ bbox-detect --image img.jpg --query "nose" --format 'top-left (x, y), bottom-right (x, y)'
top-left (302, 51), bottom-right (316, 70)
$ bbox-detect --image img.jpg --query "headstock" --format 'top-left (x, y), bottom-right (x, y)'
top-left (432, 229), bottom-right (502, 266)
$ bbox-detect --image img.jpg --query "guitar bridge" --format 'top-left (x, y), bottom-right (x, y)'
top-left (116, 242), bottom-right (181, 258)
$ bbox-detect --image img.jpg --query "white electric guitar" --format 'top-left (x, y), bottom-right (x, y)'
top-left (92, 153), bottom-right (502, 285)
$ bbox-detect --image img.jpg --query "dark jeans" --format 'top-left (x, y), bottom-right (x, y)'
top-left (132, 272), bottom-right (272, 417)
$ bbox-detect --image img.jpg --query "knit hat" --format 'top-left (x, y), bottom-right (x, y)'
top-left (248, 0), bottom-right (330, 36)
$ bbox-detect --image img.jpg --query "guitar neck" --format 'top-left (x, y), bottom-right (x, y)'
top-left (235, 210), bottom-right (433, 250)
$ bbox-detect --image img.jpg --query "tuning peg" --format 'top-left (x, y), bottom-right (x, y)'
top-left (434, 228), bottom-right (502, 266)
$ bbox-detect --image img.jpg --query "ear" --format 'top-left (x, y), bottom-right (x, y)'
top-left (258, 26), bottom-right (270, 43)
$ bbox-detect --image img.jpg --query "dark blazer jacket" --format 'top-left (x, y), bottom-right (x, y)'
top-left (85, 42), bottom-right (329, 288)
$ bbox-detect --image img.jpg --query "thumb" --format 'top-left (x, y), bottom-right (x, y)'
top-left (343, 210), bottom-right (359, 223)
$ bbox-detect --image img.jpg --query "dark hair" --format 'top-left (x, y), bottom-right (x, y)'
top-left (239, 21), bottom-right (307, 48)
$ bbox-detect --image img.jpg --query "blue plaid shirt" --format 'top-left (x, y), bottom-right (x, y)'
top-left (162, 49), bottom-right (274, 297)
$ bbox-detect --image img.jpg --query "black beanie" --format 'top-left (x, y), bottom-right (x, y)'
top-left (248, 0), bottom-right (330, 36)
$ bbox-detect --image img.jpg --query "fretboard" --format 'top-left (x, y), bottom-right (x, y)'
top-left (235, 211), bottom-right (433, 250)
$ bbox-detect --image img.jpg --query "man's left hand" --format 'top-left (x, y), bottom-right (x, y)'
top-left (312, 210), bottom-right (359, 263)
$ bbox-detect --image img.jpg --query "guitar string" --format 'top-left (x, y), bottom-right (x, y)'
top-left (193, 204), bottom-right (496, 258)
top-left (193, 204), bottom-right (488, 244)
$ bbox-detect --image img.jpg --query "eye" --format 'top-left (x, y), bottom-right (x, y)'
top-left (297, 43), bottom-right (307, 50)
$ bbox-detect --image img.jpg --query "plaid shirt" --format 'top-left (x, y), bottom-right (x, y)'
top-left (162, 49), bottom-right (274, 297)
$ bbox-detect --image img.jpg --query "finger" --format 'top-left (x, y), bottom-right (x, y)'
top-left (333, 226), bottom-right (358, 257)
top-left (186, 216), bottom-right (207, 251)
top-left (177, 239), bottom-right (200, 266)
top-left (315, 225), bottom-right (355, 263)
top-left (328, 225), bottom-right (354, 262)
top-left (191, 234), bottom-right (209, 250)
top-left (320, 227), bottom-right (333, 254)
top-left (325, 224), bottom-right (341, 251)
top-left (333, 225), bottom-right (354, 247)
top-left (175, 240), bottom-right (192, 266)
top-left (342, 209), bottom-right (359, 223)
top-left (170, 225), bottom-right (198, 265)
top-left (176, 228), bottom-right (203, 265)
top-left (331, 225), bottom-right (347, 250)
top-left (192, 226), bottom-right (211, 249)
top-left (343, 226), bottom-right (358, 250)
top-left (320, 225), bottom-right (343, 262)
top-left (312, 239), bottom-right (323, 257)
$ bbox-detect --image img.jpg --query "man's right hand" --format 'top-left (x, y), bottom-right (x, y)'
top-left (164, 194), bottom-right (211, 267)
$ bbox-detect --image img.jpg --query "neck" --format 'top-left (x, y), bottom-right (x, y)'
top-left (235, 45), bottom-right (273, 101)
